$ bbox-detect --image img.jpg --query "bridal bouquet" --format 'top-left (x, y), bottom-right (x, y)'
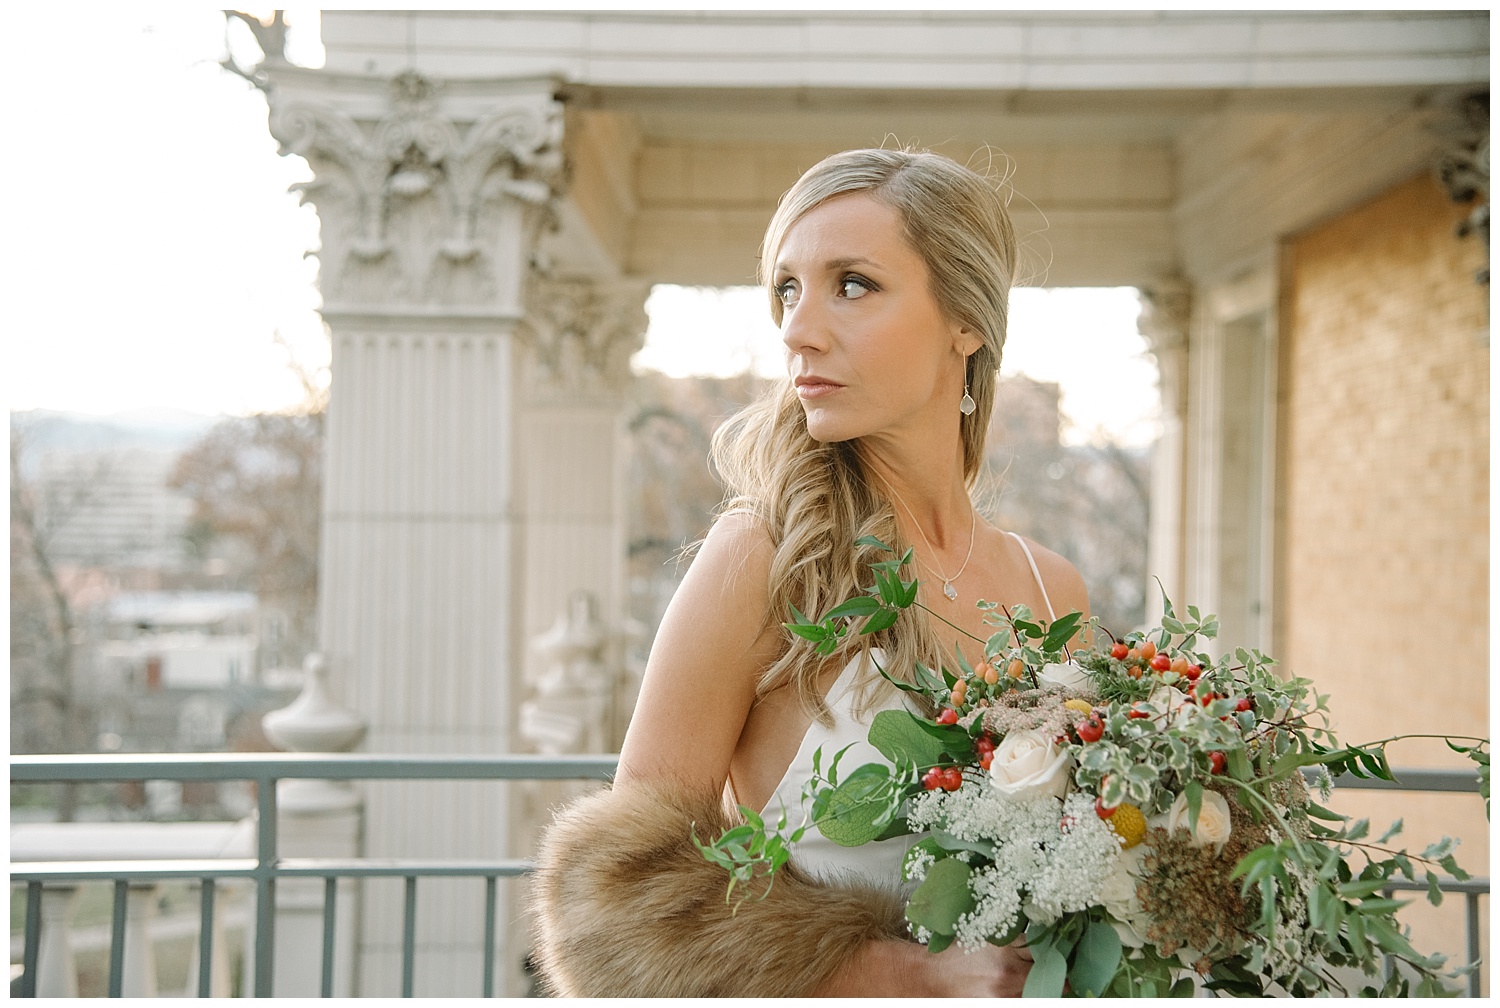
top-left (698, 539), bottom-right (1487, 997)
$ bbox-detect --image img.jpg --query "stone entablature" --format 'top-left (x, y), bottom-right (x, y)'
top-left (320, 11), bottom-right (1488, 93)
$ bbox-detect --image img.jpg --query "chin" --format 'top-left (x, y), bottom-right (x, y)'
top-left (800, 407), bottom-right (859, 445)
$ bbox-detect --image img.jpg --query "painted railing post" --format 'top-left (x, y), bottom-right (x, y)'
top-left (35, 884), bottom-right (80, 997)
top-left (262, 653), bottom-right (367, 996)
top-left (121, 883), bottom-right (161, 997)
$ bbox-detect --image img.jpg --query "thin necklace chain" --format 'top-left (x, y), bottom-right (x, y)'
top-left (884, 484), bottom-right (977, 602)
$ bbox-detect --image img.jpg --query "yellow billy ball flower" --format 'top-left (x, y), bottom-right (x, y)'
top-left (1062, 699), bottom-right (1093, 715)
top-left (1107, 803), bottom-right (1147, 849)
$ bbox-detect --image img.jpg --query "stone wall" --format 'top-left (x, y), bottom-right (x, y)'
top-left (1278, 171), bottom-right (1488, 987)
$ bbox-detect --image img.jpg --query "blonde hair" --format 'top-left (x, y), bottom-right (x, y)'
top-left (711, 148), bottom-right (1019, 722)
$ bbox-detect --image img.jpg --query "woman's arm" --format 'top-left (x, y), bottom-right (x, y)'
top-left (614, 510), bottom-right (782, 795)
top-left (531, 513), bottom-right (908, 996)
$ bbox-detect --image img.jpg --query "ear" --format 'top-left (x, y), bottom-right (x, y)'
top-left (951, 323), bottom-right (983, 358)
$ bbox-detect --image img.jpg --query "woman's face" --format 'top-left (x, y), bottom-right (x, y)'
top-left (773, 193), bottom-right (977, 446)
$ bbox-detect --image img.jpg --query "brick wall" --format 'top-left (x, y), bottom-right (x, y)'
top-left (1278, 171), bottom-right (1488, 986)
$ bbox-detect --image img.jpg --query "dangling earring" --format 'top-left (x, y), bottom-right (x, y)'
top-left (960, 385), bottom-right (976, 416)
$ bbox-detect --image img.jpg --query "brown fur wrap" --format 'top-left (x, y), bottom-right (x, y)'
top-left (528, 779), bottom-right (910, 997)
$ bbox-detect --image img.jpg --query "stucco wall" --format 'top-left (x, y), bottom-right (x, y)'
top-left (1278, 171), bottom-right (1488, 986)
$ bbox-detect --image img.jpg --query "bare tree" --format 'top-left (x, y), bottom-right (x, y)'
top-left (169, 408), bottom-right (324, 670)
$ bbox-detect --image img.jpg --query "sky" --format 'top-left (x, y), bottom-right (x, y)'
top-left (7, 6), bottom-right (1159, 447)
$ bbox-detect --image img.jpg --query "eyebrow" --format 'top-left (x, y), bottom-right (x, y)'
top-left (774, 255), bottom-right (882, 275)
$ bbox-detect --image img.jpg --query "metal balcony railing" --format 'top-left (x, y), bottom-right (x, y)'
top-left (9, 756), bottom-right (1488, 997)
top-left (10, 753), bottom-right (617, 997)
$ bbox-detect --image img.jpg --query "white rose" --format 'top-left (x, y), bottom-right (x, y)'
top-left (988, 728), bottom-right (1073, 800)
top-left (1037, 661), bottom-right (1093, 693)
top-left (1098, 846), bottom-right (1149, 945)
top-left (1166, 790), bottom-right (1233, 853)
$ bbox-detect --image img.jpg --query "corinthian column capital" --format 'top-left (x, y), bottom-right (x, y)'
top-left (266, 69), bottom-right (564, 313)
top-left (519, 276), bottom-right (652, 400)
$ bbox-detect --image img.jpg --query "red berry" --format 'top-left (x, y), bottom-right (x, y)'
top-left (1076, 716), bottom-right (1104, 744)
top-left (1183, 664), bottom-right (1203, 682)
top-left (975, 736), bottom-right (996, 755)
top-left (979, 754), bottom-right (992, 771)
top-left (1150, 653), bottom-right (1172, 672)
top-left (1110, 641), bottom-right (1130, 660)
top-left (1095, 794), bottom-right (1117, 819)
top-left (1198, 691), bottom-right (1217, 707)
top-left (941, 768), bottom-right (963, 792)
top-left (1209, 751), bottom-right (1227, 775)
top-left (1127, 705), bottom-right (1152, 719)
top-left (1235, 697), bottom-right (1253, 713)
top-left (936, 709), bottom-right (958, 725)
top-left (922, 769), bottom-right (942, 790)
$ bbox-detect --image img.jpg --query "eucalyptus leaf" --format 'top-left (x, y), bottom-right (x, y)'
top-left (905, 857), bottom-right (974, 935)
top-left (1021, 941), bottom-right (1068, 998)
top-left (855, 534), bottom-right (894, 552)
top-left (1067, 918), bottom-right (1122, 997)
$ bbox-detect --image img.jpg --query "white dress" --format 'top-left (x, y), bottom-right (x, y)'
top-left (761, 531), bottom-right (1058, 887)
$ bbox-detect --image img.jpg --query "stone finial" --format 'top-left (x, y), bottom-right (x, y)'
top-left (263, 653), bottom-right (367, 755)
top-left (519, 592), bottom-right (615, 754)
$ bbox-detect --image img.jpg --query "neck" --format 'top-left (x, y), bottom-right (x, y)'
top-left (856, 440), bottom-right (973, 550)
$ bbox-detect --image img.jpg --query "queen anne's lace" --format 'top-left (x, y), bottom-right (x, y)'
top-left (909, 785), bottom-right (1123, 949)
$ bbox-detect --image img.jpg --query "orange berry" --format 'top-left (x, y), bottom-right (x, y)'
top-left (1170, 656), bottom-right (1190, 675)
top-left (1139, 640), bottom-right (1157, 661)
top-left (982, 665), bottom-right (999, 685)
top-left (1007, 659), bottom-right (1025, 679)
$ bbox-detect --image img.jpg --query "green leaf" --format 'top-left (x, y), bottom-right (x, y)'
top-left (860, 607), bottom-right (900, 635)
top-left (1022, 940), bottom-right (1068, 998)
top-left (1226, 747), bottom-right (1254, 781)
top-left (1041, 611), bottom-right (1083, 653)
top-left (1184, 779), bottom-right (1203, 831)
top-left (1169, 976), bottom-right (1198, 996)
top-left (855, 534), bottom-right (893, 552)
top-left (1426, 870), bottom-right (1445, 907)
top-left (815, 763), bottom-right (898, 847)
top-left (823, 595), bottom-right (884, 620)
top-left (867, 708), bottom-right (966, 767)
top-left (924, 930), bottom-right (955, 954)
top-left (931, 829), bottom-right (997, 859)
top-left (905, 857), bottom-right (974, 936)
top-left (1067, 919), bottom-right (1122, 997)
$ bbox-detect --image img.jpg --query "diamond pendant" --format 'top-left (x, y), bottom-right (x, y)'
top-left (943, 581), bottom-right (958, 601)
top-left (959, 392), bottom-right (976, 416)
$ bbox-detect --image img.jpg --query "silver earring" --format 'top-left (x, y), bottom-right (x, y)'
top-left (960, 385), bottom-right (976, 416)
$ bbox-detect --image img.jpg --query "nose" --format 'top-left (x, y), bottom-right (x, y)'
top-left (780, 295), bottom-right (830, 360)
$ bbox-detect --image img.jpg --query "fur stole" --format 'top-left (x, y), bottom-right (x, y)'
top-left (528, 779), bottom-right (909, 997)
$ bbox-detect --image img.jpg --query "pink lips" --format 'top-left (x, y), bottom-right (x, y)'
top-left (794, 375), bottom-right (843, 399)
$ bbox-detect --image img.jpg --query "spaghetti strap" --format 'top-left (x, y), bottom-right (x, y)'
top-left (1007, 531), bottom-right (1056, 622)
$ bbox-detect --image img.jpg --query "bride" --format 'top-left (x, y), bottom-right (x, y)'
top-left (530, 147), bottom-right (1090, 996)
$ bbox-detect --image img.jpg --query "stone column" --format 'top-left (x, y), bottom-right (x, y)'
top-left (1136, 276), bottom-right (1191, 624)
top-left (266, 68), bottom-right (570, 995)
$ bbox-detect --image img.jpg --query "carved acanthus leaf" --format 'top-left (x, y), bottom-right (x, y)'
top-left (520, 278), bottom-right (651, 395)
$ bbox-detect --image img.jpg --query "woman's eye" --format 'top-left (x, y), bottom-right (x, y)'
top-left (839, 276), bottom-right (872, 299)
top-left (774, 281), bottom-right (799, 307)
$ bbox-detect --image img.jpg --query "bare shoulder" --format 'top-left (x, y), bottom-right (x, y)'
top-left (1011, 533), bottom-right (1090, 620)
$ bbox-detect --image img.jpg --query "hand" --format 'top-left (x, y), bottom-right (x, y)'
top-left (926, 937), bottom-right (1033, 997)
top-left (815, 936), bottom-right (1033, 996)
